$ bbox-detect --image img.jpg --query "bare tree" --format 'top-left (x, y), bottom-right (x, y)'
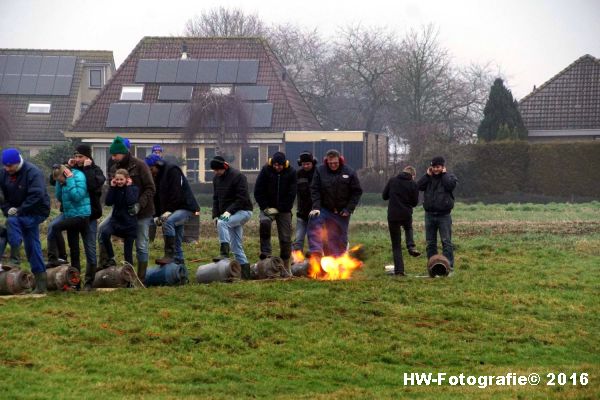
top-left (0, 102), bottom-right (11, 146)
top-left (183, 7), bottom-right (268, 37)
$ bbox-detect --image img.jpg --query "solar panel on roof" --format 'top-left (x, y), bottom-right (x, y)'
top-left (106, 103), bottom-right (131, 127)
top-left (5, 55), bottom-right (25, 75)
top-left (0, 55), bottom-right (7, 75)
top-left (196, 60), bottom-right (219, 83)
top-left (168, 103), bottom-right (188, 127)
top-left (216, 60), bottom-right (239, 83)
top-left (22, 56), bottom-right (42, 75)
top-left (127, 103), bottom-right (151, 127)
top-left (251, 103), bottom-right (273, 127)
top-left (235, 85), bottom-right (268, 101)
top-left (176, 60), bottom-right (198, 83)
top-left (135, 59), bottom-right (158, 83)
top-left (52, 75), bottom-right (72, 95)
top-left (236, 60), bottom-right (259, 83)
top-left (39, 56), bottom-right (59, 75)
top-left (156, 60), bottom-right (178, 83)
top-left (56, 56), bottom-right (76, 76)
top-left (158, 86), bottom-right (193, 101)
top-left (35, 75), bottom-right (55, 95)
top-left (0, 74), bottom-right (20, 94)
top-left (147, 103), bottom-right (172, 127)
top-left (17, 74), bottom-right (38, 95)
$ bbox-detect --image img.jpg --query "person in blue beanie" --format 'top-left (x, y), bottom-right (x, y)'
top-left (0, 149), bottom-right (50, 293)
top-left (151, 145), bottom-right (163, 158)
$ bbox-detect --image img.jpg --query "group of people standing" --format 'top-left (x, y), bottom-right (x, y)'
top-left (0, 135), bottom-right (457, 294)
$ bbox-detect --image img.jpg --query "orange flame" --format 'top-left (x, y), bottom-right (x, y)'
top-left (292, 250), bottom-right (305, 264)
top-left (307, 247), bottom-right (364, 280)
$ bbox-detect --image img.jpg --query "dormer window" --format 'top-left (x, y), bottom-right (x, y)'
top-left (120, 85), bottom-right (144, 101)
top-left (27, 103), bottom-right (51, 114)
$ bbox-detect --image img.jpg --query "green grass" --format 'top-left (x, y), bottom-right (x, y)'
top-left (1, 203), bottom-right (599, 399)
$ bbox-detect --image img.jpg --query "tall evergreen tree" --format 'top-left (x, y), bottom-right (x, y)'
top-left (477, 78), bottom-right (528, 141)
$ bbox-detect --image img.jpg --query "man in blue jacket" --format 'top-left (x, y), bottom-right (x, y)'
top-left (417, 156), bottom-right (458, 270)
top-left (0, 149), bottom-right (50, 293)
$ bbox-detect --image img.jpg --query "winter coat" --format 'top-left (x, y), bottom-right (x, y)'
top-left (212, 167), bottom-right (253, 219)
top-left (417, 172), bottom-right (458, 215)
top-left (105, 185), bottom-right (139, 238)
top-left (55, 169), bottom-right (91, 219)
top-left (109, 153), bottom-right (155, 219)
top-left (296, 167), bottom-right (316, 220)
top-left (382, 172), bottom-right (419, 221)
top-left (153, 162), bottom-right (200, 215)
top-left (254, 164), bottom-right (297, 213)
top-left (311, 163), bottom-right (363, 214)
top-left (73, 162), bottom-right (105, 221)
top-left (0, 161), bottom-right (50, 218)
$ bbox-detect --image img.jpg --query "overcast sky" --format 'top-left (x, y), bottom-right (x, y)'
top-left (0, 0), bottom-right (598, 98)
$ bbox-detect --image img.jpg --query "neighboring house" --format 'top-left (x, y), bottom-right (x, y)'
top-left (520, 54), bottom-right (600, 142)
top-left (0, 49), bottom-right (115, 155)
top-left (66, 37), bottom-right (387, 182)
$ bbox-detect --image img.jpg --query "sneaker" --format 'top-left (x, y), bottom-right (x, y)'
top-left (385, 270), bottom-right (406, 276)
top-left (408, 248), bottom-right (421, 257)
top-left (259, 253), bottom-right (269, 260)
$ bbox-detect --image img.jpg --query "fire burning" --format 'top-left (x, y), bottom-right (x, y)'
top-left (292, 246), bottom-right (364, 280)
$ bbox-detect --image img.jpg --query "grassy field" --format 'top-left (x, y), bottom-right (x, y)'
top-left (0, 202), bottom-right (598, 399)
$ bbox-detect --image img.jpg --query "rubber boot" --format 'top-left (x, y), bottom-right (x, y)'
top-left (281, 258), bottom-right (292, 278)
top-left (240, 263), bottom-right (251, 280)
top-left (46, 238), bottom-right (62, 268)
top-left (97, 242), bottom-right (110, 271)
top-left (137, 261), bottom-right (148, 281)
top-left (84, 264), bottom-right (96, 291)
top-left (32, 271), bottom-right (48, 294)
top-left (155, 236), bottom-right (176, 265)
top-left (212, 242), bottom-right (230, 262)
top-left (9, 245), bottom-right (20, 266)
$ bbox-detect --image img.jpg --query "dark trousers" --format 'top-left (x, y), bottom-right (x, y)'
top-left (307, 208), bottom-right (350, 257)
top-left (99, 225), bottom-right (135, 265)
top-left (48, 216), bottom-right (89, 272)
top-left (425, 212), bottom-right (454, 268)
top-left (388, 218), bottom-right (416, 274)
top-left (259, 211), bottom-right (292, 260)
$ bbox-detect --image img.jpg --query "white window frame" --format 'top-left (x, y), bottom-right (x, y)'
top-left (210, 85), bottom-right (232, 96)
top-left (185, 146), bottom-right (200, 183)
top-left (89, 68), bottom-right (104, 88)
top-left (27, 103), bottom-right (51, 114)
top-left (120, 85), bottom-right (144, 101)
top-left (241, 146), bottom-right (260, 171)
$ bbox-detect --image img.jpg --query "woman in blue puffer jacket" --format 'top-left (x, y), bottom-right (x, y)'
top-left (47, 165), bottom-right (91, 283)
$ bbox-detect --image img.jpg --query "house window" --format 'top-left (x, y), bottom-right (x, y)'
top-left (27, 103), bottom-right (51, 114)
top-left (120, 85), bottom-right (144, 101)
top-left (89, 68), bottom-right (103, 88)
top-left (135, 146), bottom-right (152, 159)
top-left (186, 147), bottom-right (200, 183)
top-left (241, 147), bottom-right (259, 171)
top-left (210, 85), bottom-right (232, 96)
top-left (267, 145), bottom-right (279, 161)
top-left (80, 103), bottom-right (90, 114)
top-left (204, 147), bottom-right (216, 182)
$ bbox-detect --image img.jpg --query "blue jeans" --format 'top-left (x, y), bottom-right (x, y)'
top-left (307, 208), bottom-right (350, 257)
top-left (425, 212), bottom-right (454, 268)
top-left (136, 217), bottom-right (152, 263)
top-left (83, 219), bottom-right (97, 266)
top-left (7, 215), bottom-right (47, 273)
top-left (293, 217), bottom-right (308, 252)
top-left (162, 209), bottom-right (193, 263)
top-left (217, 210), bottom-right (252, 264)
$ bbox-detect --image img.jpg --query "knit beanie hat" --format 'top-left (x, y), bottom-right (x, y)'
top-left (431, 156), bottom-right (445, 166)
top-left (123, 138), bottom-right (131, 149)
top-left (74, 144), bottom-right (92, 159)
top-left (2, 148), bottom-right (21, 166)
top-left (271, 151), bottom-right (287, 166)
top-left (145, 154), bottom-right (162, 167)
top-left (152, 144), bottom-right (163, 153)
top-left (210, 156), bottom-right (227, 170)
top-left (299, 151), bottom-right (314, 164)
top-left (110, 136), bottom-right (129, 155)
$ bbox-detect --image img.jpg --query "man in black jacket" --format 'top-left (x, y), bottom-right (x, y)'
top-left (308, 149), bottom-right (363, 257)
top-left (211, 156), bottom-right (253, 278)
top-left (382, 166), bottom-right (420, 276)
top-left (293, 151), bottom-right (317, 254)
top-left (68, 144), bottom-right (106, 290)
top-left (417, 156), bottom-right (458, 270)
top-left (145, 154), bottom-right (200, 265)
top-left (254, 151), bottom-right (297, 270)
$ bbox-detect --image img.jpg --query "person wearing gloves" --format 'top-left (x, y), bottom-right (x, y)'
top-left (145, 154), bottom-right (199, 265)
top-left (210, 156), bottom-right (253, 279)
top-left (48, 165), bottom-right (91, 289)
top-left (417, 156), bottom-right (458, 270)
top-left (308, 149), bottom-right (363, 258)
top-left (98, 136), bottom-right (155, 280)
top-left (0, 149), bottom-right (50, 293)
top-left (253, 151), bottom-right (297, 272)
